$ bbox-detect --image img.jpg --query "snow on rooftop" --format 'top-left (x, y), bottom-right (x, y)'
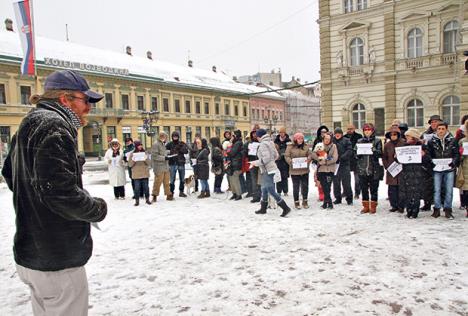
top-left (0, 30), bottom-right (283, 99)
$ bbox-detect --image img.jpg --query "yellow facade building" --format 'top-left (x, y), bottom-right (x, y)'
top-left (0, 29), bottom-right (255, 156)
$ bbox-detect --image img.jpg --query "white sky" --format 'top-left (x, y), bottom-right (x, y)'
top-left (0, 0), bottom-right (320, 83)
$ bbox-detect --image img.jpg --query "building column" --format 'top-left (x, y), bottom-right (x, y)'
top-left (383, 7), bottom-right (397, 128)
top-left (319, 0), bottom-right (332, 127)
top-left (459, 0), bottom-right (468, 116)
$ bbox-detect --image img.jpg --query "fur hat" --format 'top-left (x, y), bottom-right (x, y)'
top-left (405, 128), bottom-right (420, 139)
top-left (385, 126), bottom-right (401, 139)
top-left (256, 129), bottom-right (267, 138)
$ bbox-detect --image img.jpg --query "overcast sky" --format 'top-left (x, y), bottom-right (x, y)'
top-left (1, 0), bottom-right (320, 83)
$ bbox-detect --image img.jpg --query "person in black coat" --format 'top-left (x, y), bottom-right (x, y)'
top-left (274, 127), bottom-right (291, 195)
top-left (166, 131), bottom-right (189, 197)
top-left (1, 70), bottom-right (107, 315)
top-left (226, 130), bottom-right (244, 200)
top-left (210, 137), bottom-right (225, 193)
top-left (344, 124), bottom-right (363, 199)
top-left (333, 127), bottom-right (353, 205)
top-left (194, 138), bottom-right (210, 198)
top-left (245, 130), bottom-right (261, 202)
top-left (355, 123), bottom-right (384, 214)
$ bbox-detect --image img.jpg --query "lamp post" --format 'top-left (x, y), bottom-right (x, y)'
top-left (140, 110), bottom-right (160, 144)
top-left (264, 115), bottom-right (278, 135)
top-left (91, 121), bottom-right (103, 161)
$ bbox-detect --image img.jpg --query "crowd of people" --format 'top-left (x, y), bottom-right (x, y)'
top-left (105, 114), bottom-right (468, 220)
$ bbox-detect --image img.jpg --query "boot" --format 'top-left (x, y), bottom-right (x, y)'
top-left (229, 194), bottom-right (237, 200)
top-left (421, 203), bottom-right (431, 211)
top-left (360, 200), bottom-right (370, 214)
top-left (234, 195), bottom-right (242, 201)
top-left (294, 201), bottom-right (301, 209)
top-left (431, 207), bottom-right (440, 218)
top-left (255, 201), bottom-right (268, 214)
top-left (204, 191), bottom-right (210, 198)
top-left (197, 192), bottom-right (206, 199)
top-left (411, 209), bottom-right (419, 219)
top-left (145, 198), bottom-right (152, 205)
top-left (250, 197), bottom-right (261, 203)
top-left (369, 201), bottom-right (378, 214)
top-left (443, 208), bottom-right (454, 220)
top-left (333, 199), bottom-right (342, 205)
top-left (388, 207), bottom-right (398, 212)
top-left (302, 200), bottom-right (309, 209)
top-left (327, 202), bottom-right (334, 209)
top-left (278, 200), bottom-right (291, 217)
top-left (151, 195), bottom-right (157, 203)
top-left (134, 199), bottom-right (139, 206)
top-left (406, 209), bottom-right (412, 218)
top-left (321, 202), bottom-right (327, 209)
top-left (397, 208), bottom-right (404, 213)
top-left (179, 192), bottom-right (187, 198)
top-left (167, 193), bottom-right (174, 201)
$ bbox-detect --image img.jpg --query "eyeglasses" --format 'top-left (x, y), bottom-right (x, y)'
top-left (69, 95), bottom-right (90, 105)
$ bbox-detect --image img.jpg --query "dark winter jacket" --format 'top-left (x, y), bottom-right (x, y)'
top-left (382, 136), bottom-right (405, 186)
top-left (333, 136), bottom-right (353, 168)
top-left (194, 147), bottom-right (210, 180)
top-left (211, 147), bottom-right (224, 170)
top-left (355, 133), bottom-right (384, 180)
top-left (1, 101), bottom-right (107, 271)
top-left (227, 139), bottom-right (244, 171)
top-left (399, 141), bottom-right (433, 204)
top-left (274, 134), bottom-right (291, 177)
top-left (344, 131), bottom-right (363, 171)
top-left (166, 139), bottom-right (188, 166)
top-left (123, 142), bottom-right (135, 164)
top-left (427, 132), bottom-right (460, 172)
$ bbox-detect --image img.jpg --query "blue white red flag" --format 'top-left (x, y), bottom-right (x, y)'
top-left (13, 0), bottom-right (36, 76)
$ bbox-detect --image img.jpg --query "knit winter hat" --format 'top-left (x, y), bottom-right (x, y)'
top-left (134, 140), bottom-right (142, 147)
top-left (405, 128), bottom-right (420, 139)
top-left (293, 132), bottom-right (304, 142)
top-left (362, 123), bottom-right (374, 131)
top-left (234, 130), bottom-right (242, 139)
top-left (334, 127), bottom-right (343, 135)
top-left (256, 129), bottom-right (267, 138)
top-left (279, 126), bottom-right (287, 133)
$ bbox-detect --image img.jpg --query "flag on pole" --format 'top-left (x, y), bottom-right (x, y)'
top-left (13, 0), bottom-right (36, 76)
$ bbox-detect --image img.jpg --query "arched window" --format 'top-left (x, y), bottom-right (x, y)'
top-left (350, 38), bottom-right (364, 66)
top-left (407, 99), bottom-right (424, 127)
top-left (352, 103), bottom-right (366, 129)
top-left (407, 28), bottom-right (423, 58)
top-left (442, 95), bottom-right (460, 126)
top-left (443, 21), bottom-right (459, 53)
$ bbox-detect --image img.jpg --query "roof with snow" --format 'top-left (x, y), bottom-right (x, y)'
top-left (0, 30), bottom-right (283, 100)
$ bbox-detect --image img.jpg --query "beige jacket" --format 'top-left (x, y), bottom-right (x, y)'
top-left (128, 152), bottom-right (151, 179)
top-left (310, 143), bottom-right (338, 173)
top-left (284, 143), bottom-right (312, 175)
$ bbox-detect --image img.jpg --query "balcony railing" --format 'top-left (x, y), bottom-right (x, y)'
top-left (89, 108), bottom-right (125, 117)
top-left (440, 53), bottom-right (457, 65)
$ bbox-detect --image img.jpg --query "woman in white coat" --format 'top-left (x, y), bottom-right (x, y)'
top-left (104, 138), bottom-right (127, 199)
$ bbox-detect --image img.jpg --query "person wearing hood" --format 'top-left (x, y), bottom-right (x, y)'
top-left (311, 132), bottom-right (338, 209)
top-left (226, 130), bottom-right (244, 200)
top-left (332, 127), bottom-right (353, 205)
top-left (104, 138), bottom-right (127, 199)
top-left (190, 134), bottom-right (202, 193)
top-left (274, 127), bottom-right (291, 196)
top-left (285, 132), bottom-right (313, 209)
top-left (345, 124), bottom-right (363, 199)
top-left (398, 129), bottom-right (433, 219)
top-left (166, 131), bottom-right (189, 197)
top-left (253, 129), bottom-right (291, 217)
top-left (355, 123), bottom-right (384, 214)
top-left (427, 121), bottom-right (460, 219)
top-left (382, 126), bottom-right (405, 212)
top-left (194, 138), bottom-right (211, 198)
top-left (458, 119), bottom-right (468, 218)
top-left (313, 125), bottom-right (330, 202)
top-left (245, 129), bottom-right (261, 202)
top-left (128, 140), bottom-right (152, 206)
top-left (124, 137), bottom-right (137, 198)
top-left (151, 132), bottom-right (173, 202)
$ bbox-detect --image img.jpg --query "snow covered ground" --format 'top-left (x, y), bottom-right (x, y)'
top-left (0, 169), bottom-right (467, 316)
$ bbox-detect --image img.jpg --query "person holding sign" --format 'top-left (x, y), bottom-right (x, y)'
top-left (285, 132), bottom-right (313, 209)
top-left (421, 115), bottom-right (442, 144)
top-left (427, 122), bottom-right (460, 219)
top-left (128, 140), bottom-right (152, 206)
top-left (311, 132), bottom-right (338, 209)
top-left (150, 132), bottom-right (173, 202)
top-left (245, 130), bottom-right (261, 203)
top-left (382, 126), bottom-right (405, 213)
top-left (398, 129), bottom-right (433, 219)
top-left (355, 123), bottom-right (384, 214)
top-left (332, 128), bottom-right (354, 206)
top-left (104, 139), bottom-right (126, 200)
top-left (458, 119), bottom-right (468, 217)
top-left (274, 127), bottom-right (291, 197)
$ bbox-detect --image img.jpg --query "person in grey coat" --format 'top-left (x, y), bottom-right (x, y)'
top-left (151, 132), bottom-right (173, 202)
top-left (253, 129), bottom-right (291, 217)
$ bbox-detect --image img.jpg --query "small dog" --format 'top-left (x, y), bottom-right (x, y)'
top-left (184, 175), bottom-right (196, 196)
top-left (313, 142), bottom-right (328, 162)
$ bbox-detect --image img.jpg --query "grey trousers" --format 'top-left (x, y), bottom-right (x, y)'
top-left (228, 170), bottom-right (242, 196)
top-left (16, 264), bottom-right (89, 316)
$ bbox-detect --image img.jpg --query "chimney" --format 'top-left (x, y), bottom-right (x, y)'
top-left (5, 18), bottom-right (13, 32)
top-left (146, 51), bottom-right (153, 60)
top-left (292, 76), bottom-right (295, 81)
top-left (297, 78), bottom-right (301, 82)
top-left (212, 65), bottom-right (217, 73)
top-left (125, 46), bottom-right (132, 56)
top-left (232, 76), bottom-right (238, 82)
top-left (188, 60), bottom-right (193, 68)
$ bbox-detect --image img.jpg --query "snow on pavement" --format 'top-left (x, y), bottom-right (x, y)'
top-left (0, 170), bottom-right (467, 316)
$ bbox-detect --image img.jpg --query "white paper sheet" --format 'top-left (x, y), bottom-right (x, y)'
top-left (463, 143), bottom-right (468, 156)
top-left (132, 152), bottom-right (147, 162)
top-left (433, 158), bottom-right (452, 172)
top-left (395, 146), bottom-right (422, 164)
top-left (356, 143), bottom-right (373, 155)
top-left (292, 157), bottom-right (308, 169)
top-left (387, 161), bottom-right (403, 177)
top-left (248, 142), bottom-right (260, 156)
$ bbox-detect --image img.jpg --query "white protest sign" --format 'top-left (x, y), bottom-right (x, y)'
top-left (334, 163), bottom-right (340, 176)
top-left (356, 143), bottom-right (373, 155)
top-left (132, 152), bottom-right (146, 162)
top-left (387, 161), bottom-right (403, 178)
top-left (111, 157), bottom-right (118, 167)
top-left (423, 134), bottom-right (433, 143)
top-left (191, 158), bottom-right (197, 166)
top-left (292, 157), bottom-right (308, 169)
top-left (463, 143), bottom-right (468, 156)
top-left (248, 142), bottom-right (260, 156)
top-left (395, 146), bottom-right (422, 164)
top-left (125, 152), bottom-right (132, 161)
top-left (433, 158), bottom-right (452, 172)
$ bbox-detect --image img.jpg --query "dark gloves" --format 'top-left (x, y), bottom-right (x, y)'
top-left (92, 197), bottom-right (107, 222)
top-left (449, 162), bottom-right (455, 168)
top-left (165, 156), bottom-right (169, 160)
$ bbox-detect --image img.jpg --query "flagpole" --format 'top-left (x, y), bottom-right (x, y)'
top-left (29, 0), bottom-right (39, 93)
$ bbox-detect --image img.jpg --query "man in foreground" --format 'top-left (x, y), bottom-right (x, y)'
top-left (1, 70), bottom-right (108, 315)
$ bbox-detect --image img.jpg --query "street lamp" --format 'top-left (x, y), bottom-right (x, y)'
top-left (264, 115), bottom-right (278, 135)
top-left (140, 110), bottom-right (160, 143)
top-left (91, 121), bottom-right (103, 161)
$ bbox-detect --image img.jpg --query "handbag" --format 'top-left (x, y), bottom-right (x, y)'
top-left (455, 166), bottom-right (464, 188)
top-left (211, 165), bottom-right (223, 176)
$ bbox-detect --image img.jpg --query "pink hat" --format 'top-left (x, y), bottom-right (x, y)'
top-left (293, 132), bottom-right (304, 142)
